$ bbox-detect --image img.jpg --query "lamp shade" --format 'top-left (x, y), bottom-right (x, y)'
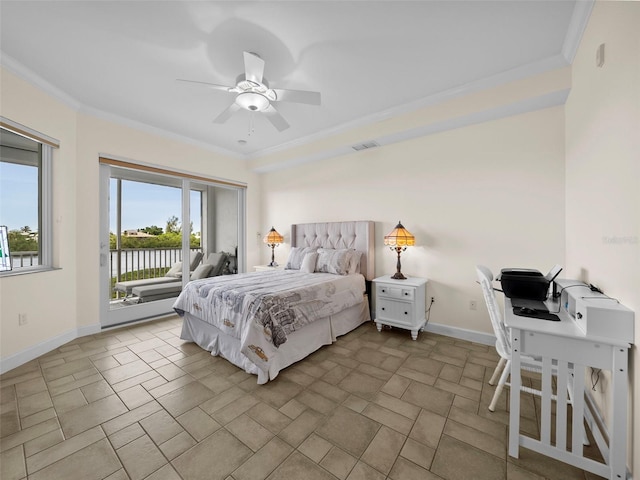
top-left (384, 221), bottom-right (415, 247)
top-left (263, 227), bottom-right (284, 245)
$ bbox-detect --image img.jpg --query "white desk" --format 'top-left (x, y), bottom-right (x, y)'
top-left (504, 281), bottom-right (633, 480)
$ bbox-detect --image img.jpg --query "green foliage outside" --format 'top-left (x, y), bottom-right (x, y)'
top-left (109, 231), bottom-right (200, 249)
top-left (7, 229), bottom-right (38, 252)
top-left (140, 225), bottom-right (163, 235)
top-left (110, 217), bottom-right (199, 249)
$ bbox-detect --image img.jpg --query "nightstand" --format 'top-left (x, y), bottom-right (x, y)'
top-left (253, 265), bottom-right (285, 272)
top-left (373, 275), bottom-right (428, 340)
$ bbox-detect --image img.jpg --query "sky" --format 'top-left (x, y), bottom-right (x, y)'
top-left (109, 180), bottom-right (202, 234)
top-left (0, 162), bottom-right (38, 231)
top-left (0, 163), bottom-right (201, 233)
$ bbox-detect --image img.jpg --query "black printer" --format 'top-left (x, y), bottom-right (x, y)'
top-left (498, 265), bottom-right (562, 301)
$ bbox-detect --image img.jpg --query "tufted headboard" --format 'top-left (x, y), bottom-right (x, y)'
top-left (290, 221), bottom-right (375, 280)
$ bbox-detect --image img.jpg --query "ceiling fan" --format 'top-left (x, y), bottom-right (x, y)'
top-left (177, 51), bottom-right (321, 132)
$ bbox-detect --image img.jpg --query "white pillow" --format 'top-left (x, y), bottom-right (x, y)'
top-left (165, 261), bottom-right (182, 277)
top-left (300, 252), bottom-right (318, 273)
top-left (348, 250), bottom-right (362, 274)
top-left (190, 263), bottom-right (213, 280)
top-left (285, 246), bottom-right (317, 270)
top-left (315, 248), bottom-right (353, 275)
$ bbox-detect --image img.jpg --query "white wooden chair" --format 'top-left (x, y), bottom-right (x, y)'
top-left (476, 265), bottom-right (579, 413)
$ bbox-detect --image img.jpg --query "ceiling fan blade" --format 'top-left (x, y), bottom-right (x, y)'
top-left (176, 79), bottom-right (234, 92)
top-left (263, 104), bottom-right (290, 131)
top-left (272, 88), bottom-right (321, 105)
top-left (213, 103), bottom-right (241, 124)
top-left (243, 51), bottom-right (265, 84)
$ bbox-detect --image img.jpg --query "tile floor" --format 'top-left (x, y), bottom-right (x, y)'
top-left (1, 316), bottom-right (605, 480)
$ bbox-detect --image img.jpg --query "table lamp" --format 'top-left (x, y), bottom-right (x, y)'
top-left (263, 227), bottom-right (284, 267)
top-left (383, 221), bottom-right (415, 280)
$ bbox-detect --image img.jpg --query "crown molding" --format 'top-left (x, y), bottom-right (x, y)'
top-left (1, 51), bottom-right (83, 111)
top-left (562, 0), bottom-right (595, 63)
top-left (249, 53), bottom-right (569, 162)
top-left (1, 52), bottom-right (245, 161)
top-left (253, 88), bottom-right (569, 173)
top-left (79, 104), bottom-right (245, 160)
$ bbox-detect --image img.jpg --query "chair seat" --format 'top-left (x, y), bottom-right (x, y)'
top-left (131, 281), bottom-right (182, 302)
top-left (114, 276), bottom-right (180, 295)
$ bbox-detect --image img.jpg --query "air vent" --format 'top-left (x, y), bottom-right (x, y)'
top-left (352, 140), bottom-right (379, 151)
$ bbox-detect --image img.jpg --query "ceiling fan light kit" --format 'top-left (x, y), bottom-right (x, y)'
top-left (178, 51), bottom-right (321, 132)
top-left (236, 92), bottom-right (270, 112)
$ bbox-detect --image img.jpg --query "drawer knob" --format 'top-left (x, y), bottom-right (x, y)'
top-left (404, 311), bottom-right (408, 315)
top-left (381, 289), bottom-right (386, 293)
top-left (381, 307), bottom-right (385, 311)
top-left (404, 292), bottom-right (409, 296)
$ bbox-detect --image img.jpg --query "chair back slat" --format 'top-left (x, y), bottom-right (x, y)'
top-left (476, 265), bottom-right (510, 358)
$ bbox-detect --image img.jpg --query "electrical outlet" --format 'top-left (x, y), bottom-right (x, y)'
top-left (18, 313), bottom-right (28, 326)
top-left (469, 300), bottom-right (477, 311)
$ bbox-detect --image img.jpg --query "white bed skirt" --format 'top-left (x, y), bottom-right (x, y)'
top-left (180, 297), bottom-right (370, 384)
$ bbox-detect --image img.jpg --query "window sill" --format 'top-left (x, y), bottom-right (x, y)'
top-left (0, 266), bottom-right (61, 278)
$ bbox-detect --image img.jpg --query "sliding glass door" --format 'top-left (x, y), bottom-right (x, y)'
top-left (99, 162), bottom-right (245, 328)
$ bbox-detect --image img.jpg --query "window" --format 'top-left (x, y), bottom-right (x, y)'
top-left (0, 121), bottom-right (56, 274)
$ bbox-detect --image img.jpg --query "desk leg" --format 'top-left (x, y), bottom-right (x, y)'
top-left (509, 327), bottom-right (522, 458)
top-left (610, 347), bottom-right (629, 480)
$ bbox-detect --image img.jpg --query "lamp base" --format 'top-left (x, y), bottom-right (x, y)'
top-left (391, 272), bottom-right (407, 280)
top-left (268, 261), bottom-right (279, 267)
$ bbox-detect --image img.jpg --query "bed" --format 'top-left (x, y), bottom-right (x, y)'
top-left (173, 220), bottom-right (374, 384)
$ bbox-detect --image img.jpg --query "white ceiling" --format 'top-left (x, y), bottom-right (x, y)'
top-left (1, 1), bottom-right (586, 160)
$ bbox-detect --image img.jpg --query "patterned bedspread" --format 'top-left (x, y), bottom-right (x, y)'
top-left (173, 270), bottom-right (365, 373)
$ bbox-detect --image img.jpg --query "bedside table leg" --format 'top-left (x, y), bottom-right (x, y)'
top-left (411, 330), bottom-right (418, 341)
top-left (376, 322), bottom-right (382, 333)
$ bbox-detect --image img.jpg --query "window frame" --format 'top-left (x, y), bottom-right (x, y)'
top-left (0, 118), bottom-right (58, 276)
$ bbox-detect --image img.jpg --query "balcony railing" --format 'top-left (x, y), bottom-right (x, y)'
top-left (10, 251), bottom-right (39, 268)
top-left (110, 247), bottom-right (202, 299)
top-left (110, 247), bottom-right (202, 281)
top-left (10, 248), bottom-right (202, 279)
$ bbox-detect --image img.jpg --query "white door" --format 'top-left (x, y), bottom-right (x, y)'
top-left (99, 165), bottom-right (190, 328)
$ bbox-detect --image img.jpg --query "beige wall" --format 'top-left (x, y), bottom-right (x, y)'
top-left (564, 1), bottom-right (640, 472)
top-left (1, 69), bottom-right (79, 360)
top-left (261, 106), bottom-right (566, 336)
top-left (0, 68), bottom-right (261, 363)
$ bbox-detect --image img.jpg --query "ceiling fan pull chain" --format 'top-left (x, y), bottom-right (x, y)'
top-left (248, 111), bottom-right (255, 136)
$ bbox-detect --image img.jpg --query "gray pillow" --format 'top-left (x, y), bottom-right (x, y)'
top-left (315, 248), bottom-right (353, 275)
top-left (203, 252), bottom-right (228, 276)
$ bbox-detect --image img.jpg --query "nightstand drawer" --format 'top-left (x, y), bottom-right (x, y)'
top-left (377, 299), bottom-right (414, 324)
top-left (376, 284), bottom-right (415, 300)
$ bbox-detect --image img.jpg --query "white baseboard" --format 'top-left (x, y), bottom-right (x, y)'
top-left (424, 321), bottom-right (495, 346)
top-left (0, 323), bottom-right (101, 375)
